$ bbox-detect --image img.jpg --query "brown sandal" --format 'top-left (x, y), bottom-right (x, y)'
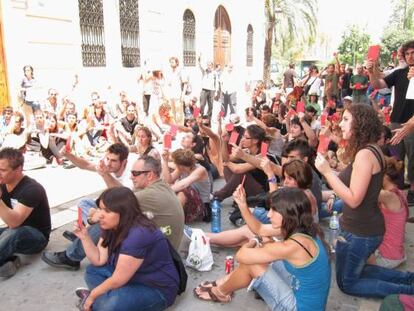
top-left (193, 286), bottom-right (231, 303)
top-left (198, 280), bottom-right (217, 291)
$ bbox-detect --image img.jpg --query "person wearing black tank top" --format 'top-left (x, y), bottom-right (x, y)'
top-left (315, 104), bottom-right (414, 298)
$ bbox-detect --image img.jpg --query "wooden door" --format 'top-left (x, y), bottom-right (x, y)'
top-left (214, 6), bottom-right (231, 68)
top-left (0, 14), bottom-right (9, 110)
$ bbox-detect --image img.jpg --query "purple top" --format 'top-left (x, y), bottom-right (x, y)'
top-left (108, 226), bottom-right (179, 306)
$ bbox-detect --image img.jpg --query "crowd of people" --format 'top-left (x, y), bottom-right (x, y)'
top-left (0, 39), bottom-right (414, 310)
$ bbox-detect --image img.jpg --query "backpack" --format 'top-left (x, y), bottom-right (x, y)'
top-left (166, 239), bottom-right (188, 295)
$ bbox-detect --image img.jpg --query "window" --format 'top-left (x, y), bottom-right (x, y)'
top-left (119, 0), bottom-right (140, 67)
top-left (78, 0), bottom-right (106, 67)
top-left (246, 24), bottom-right (253, 67)
top-left (183, 9), bottom-right (196, 66)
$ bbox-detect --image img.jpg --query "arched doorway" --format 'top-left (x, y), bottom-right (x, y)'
top-left (214, 6), bottom-right (231, 68)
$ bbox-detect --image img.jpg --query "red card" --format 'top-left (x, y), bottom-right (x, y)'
top-left (163, 134), bottom-right (172, 149)
top-left (354, 82), bottom-right (362, 90)
top-left (169, 125), bottom-right (177, 137)
top-left (384, 112), bottom-right (390, 124)
top-left (241, 175), bottom-right (246, 187)
top-left (367, 45), bottom-right (380, 61)
top-left (320, 113), bottom-right (327, 126)
top-left (392, 50), bottom-right (397, 61)
top-left (260, 142), bottom-right (268, 157)
top-left (229, 131), bottom-right (239, 145)
top-left (77, 207), bottom-right (83, 227)
top-left (225, 123), bottom-right (234, 132)
top-left (193, 107), bottom-right (200, 118)
top-left (219, 110), bottom-right (225, 118)
top-left (327, 100), bottom-right (335, 108)
top-left (370, 89), bottom-right (379, 98)
top-left (65, 136), bottom-right (72, 152)
top-left (317, 134), bottom-right (330, 154)
top-left (296, 101), bottom-right (305, 113)
top-left (287, 108), bottom-right (296, 118)
top-left (379, 97), bottom-right (385, 106)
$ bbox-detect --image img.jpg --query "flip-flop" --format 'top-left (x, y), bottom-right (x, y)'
top-left (193, 286), bottom-right (231, 303)
top-left (198, 280), bottom-right (217, 291)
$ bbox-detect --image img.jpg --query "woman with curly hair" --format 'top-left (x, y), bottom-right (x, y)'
top-left (315, 104), bottom-right (414, 298)
top-left (194, 186), bottom-right (331, 310)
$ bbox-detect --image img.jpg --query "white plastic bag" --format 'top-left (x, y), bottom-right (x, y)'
top-left (185, 229), bottom-right (214, 271)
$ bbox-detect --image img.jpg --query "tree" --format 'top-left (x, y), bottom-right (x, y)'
top-left (380, 27), bottom-right (414, 65)
top-left (337, 25), bottom-right (371, 67)
top-left (263, 0), bottom-right (317, 83)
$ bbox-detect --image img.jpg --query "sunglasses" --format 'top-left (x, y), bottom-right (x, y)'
top-left (130, 170), bottom-right (150, 177)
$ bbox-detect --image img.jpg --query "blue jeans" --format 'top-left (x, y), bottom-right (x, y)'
top-left (253, 207), bottom-right (271, 224)
top-left (0, 226), bottom-right (47, 265)
top-left (336, 230), bottom-right (414, 298)
top-left (319, 199), bottom-right (344, 219)
top-left (78, 198), bottom-right (97, 224)
top-left (251, 261), bottom-right (297, 311)
top-left (66, 224), bottom-right (101, 262)
top-left (85, 264), bottom-right (167, 311)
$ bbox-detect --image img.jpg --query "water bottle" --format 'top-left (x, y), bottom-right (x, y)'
top-left (211, 198), bottom-right (222, 233)
top-left (329, 211), bottom-right (340, 253)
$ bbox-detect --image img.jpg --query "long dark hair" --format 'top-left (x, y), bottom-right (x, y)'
top-left (267, 188), bottom-right (329, 254)
top-left (98, 187), bottom-right (156, 254)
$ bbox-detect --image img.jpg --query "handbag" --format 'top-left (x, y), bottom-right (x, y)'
top-left (166, 239), bottom-right (188, 295)
top-left (304, 77), bottom-right (317, 96)
top-left (186, 228), bottom-right (214, 271)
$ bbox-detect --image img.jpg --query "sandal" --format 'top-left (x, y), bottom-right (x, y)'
top-left (193, 286), bottom-right (231, 303)
top-left (198, 280), bottom-right (217, 291)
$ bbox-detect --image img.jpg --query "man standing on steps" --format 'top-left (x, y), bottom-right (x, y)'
top-left (0, 148), bottom-right (51, 277)
top-left (41, 155), bottom-right (184, 270)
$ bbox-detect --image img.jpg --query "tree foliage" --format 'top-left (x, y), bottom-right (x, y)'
top-left (337, 25), bottom-right (371, 67)
top-left (380, 27), bottom-right (414, 65)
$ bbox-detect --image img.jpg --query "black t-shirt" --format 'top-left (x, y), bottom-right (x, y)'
top-left (384, 67), bottom-right (414, 123)
top-left (1, 176), bottom-right (51, 239)
top-left (120, 117), bottom-right (139, 135)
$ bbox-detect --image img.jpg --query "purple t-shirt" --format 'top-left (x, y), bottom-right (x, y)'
top-left (108, 226), bottom-right (179, 306)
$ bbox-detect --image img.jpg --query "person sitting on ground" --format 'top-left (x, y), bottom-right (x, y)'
top-left (0, 106), bottom-right (13, 146)
top-left (193, 187), bottom-right (331, 311)
top-left (367, 156), bottom-right (409, 269)
top-left (189, 158), bottom-right (318, 248)
top-left (2, 112), bottom-right (30, 150)
top-left (128, 126), bottom-right (160, 161)
top-left (74, 187), bottom-right (179, 311)
top-left (161, 148), bottom-right (211, 223)
top-left (0, 148), bottom-right (51, 278)
top-left (42, 155), bottom-right (184, 270)
top-left (111, 103), bottom-right (139, 146)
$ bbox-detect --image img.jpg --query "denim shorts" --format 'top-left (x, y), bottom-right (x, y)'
top-left (250, 261), bottom-right (297, 311)
top-left (253, 207), bottom-right (270, 224)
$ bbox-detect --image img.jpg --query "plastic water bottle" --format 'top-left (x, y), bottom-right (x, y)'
top-left (329, 211), bottom-right (340, 253)
top-left (211, 198), bottom-right (222, 233)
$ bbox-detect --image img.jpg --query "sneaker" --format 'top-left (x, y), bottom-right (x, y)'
top-left (0, 256), bottom-right (20, 278)
top-left (183, 225), bottom-right (194, 240)
top-left (41, 251), bottom-right (80, 270)
top-left (62, 230), bottom-right (77, 242)
top-left (407, 190), bottom-right (414, 206)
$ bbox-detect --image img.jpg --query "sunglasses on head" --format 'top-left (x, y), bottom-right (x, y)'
top-left (130, 170), bottom-right (150, 177)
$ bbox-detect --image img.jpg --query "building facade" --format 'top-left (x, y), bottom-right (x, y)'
top-left (0, 0), bottom-right (265, 109)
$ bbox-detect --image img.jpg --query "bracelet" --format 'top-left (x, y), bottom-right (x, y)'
top-left (267, 176), bottom-right (277, 184)
top-left (251, 237), bottom-right (263, 248)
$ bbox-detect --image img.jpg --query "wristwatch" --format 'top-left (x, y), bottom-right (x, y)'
top-left (267, 176), bottom-right (277, 184)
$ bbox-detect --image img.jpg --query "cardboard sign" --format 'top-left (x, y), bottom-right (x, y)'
top-left (317, 134), bottom-right (330, 154)
top-left (163, 133), bottom-right (172, 149)
top-left (260, 142), bottom-right (268, 157)
top-left (367, 45), bottom-right (381, 61)
top-left (225, 123), bottom-right (234, 132)
top-left (241, 175), bottom-right (246, 187)
top-left (296, 101), bottom-right (305, 113)
top-left (77, 207), bottom-right (83, 228)
top-left (169, 125), bottom-right (177, 137)
top-left (229, 131), bottom-right (239, 145)
top-left (193, 107), bottom-right (200, 118)
top-left (65, 136), bottom-right (72, 152)
top-left (320, 113), bottom-right (327, 126)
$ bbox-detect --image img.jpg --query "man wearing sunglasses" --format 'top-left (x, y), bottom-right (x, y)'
top-left (42, 155), bottom-right (184, 270)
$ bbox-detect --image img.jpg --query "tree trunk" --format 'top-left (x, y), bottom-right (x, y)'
top-left (263, 20), bottom-right (275, 84)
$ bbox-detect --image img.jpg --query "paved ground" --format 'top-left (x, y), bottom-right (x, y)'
top-left (1, 165), bottom-right (413, 310)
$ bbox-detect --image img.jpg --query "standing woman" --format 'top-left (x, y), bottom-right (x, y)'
top-left (20, 65), bottom-right (40, 127)
top-left (315, 104), bottom-right (414, 298)
top-left (74, 187), bottom-right (179, 311)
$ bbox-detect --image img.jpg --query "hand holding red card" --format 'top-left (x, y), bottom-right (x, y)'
top-left (218, 109), bottom-right (225, 118)
top-left (193, 107), bottom-right (200, 118)
top-left (320, 113), bottom-right (327, 126)
top-left (169, 125), bottom-right (177, 137)
top-left (296, 101), bottom-right (305, 113)
top-left (77, 207), bottom-right (84, 228)
top-left (260, 142), bottom-right (268, 157)
top-left (367, 45), bottom-right (380, 62)
top-left (65, 136), bottom-right (72, 153)
top-left (229, 131), bottom-right (239, 145)
top-left (163, 133), bottom-right (172, 149)
top-left (287, 108), bottom-right (296, 118)
top-left (225, 123), bottom-right (234, 132)
top-left (354, 82), bottom-right (362, 90)
top-left (317, 134), bottom-right (330, 154)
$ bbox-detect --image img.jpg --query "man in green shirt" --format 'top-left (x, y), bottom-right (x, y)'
top-left (350, 64), bottom-right (369, 104)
